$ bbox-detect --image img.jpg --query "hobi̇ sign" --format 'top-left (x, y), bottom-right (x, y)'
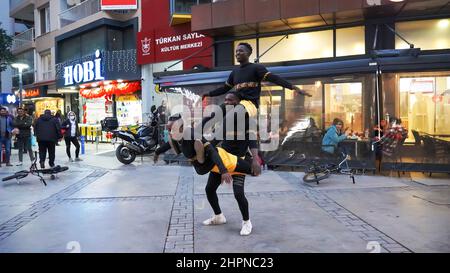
top-left (64, 50), bottom-right (104, 86)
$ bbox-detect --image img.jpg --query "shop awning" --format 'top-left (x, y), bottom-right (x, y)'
top-left (154, 58), bottom-right (377, 87)
top-left (154, 53), bottom-right (450, 88)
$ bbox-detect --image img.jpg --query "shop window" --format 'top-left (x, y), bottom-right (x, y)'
top-left (258, 30), bottom-right (333, 63)
top-left (58, 36), bottom-right (81, 62)
top-left (108, 28), bottom-right (124, 51)
top-left (81, 27), bottom-right (106, 57)
top-left (396, 19), bottom-right (450, 50)
top-left (116, 94), bottom-right (143, 126)
top-left (233, 39), bottom-right (257, 65)
top-left (399, 74), bottom-right (450, 138)
top-left (336, 26), bottom-right (365, 57)
top-left (324, 82), bottom-right (363, 134)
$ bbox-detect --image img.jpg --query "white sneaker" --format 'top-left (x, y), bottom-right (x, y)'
top-left (202, 214), bottom-right (227, 226)
top-left (16, 162), bottom-right (23, 166)
top-left (240, 220), bottom-right (252, 236)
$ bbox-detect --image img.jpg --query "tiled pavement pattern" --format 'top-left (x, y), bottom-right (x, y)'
top-left (164, 174), bottom-right (195, 253)
top-left (0, 170), bottom-right (107, 241)
top-left (276, 172), bottom-right (412, 253)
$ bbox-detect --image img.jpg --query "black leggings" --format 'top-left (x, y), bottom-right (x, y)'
top-left (205, 172), bottom-right (249, 221)
top-left (64, 136), bottom-right (80, 158)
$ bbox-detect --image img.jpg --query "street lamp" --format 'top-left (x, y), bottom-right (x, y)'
top-left (11, 63), bottom-right (30, 107)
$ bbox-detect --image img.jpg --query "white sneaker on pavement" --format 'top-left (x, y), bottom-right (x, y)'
top-left (240, 220), bottom-right (252, 236)
top-left (202, 213), bottom-right (227, 226)
top-left (16, 162), bottom-right (23, 166)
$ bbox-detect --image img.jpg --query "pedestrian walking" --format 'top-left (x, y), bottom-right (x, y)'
top-left (13, 107), bottom-right (35, 166)
top-left (0, 107), bottom-right (14, 167)
top-left (61, 111), bottom-right (82, 162)
top-left (34, 109), bottom-right (62, 168)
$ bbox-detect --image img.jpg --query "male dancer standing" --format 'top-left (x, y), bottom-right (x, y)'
top-left (200, 92), bottom-right (260, 236)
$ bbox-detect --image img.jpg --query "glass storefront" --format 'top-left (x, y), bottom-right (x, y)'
top-left (160, 73), bottom-right (377, 170)
top-left (382, 71), bottom-right (450, 171)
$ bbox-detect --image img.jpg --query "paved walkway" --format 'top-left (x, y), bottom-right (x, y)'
top-left (0, 143), bottom-right (449, 253)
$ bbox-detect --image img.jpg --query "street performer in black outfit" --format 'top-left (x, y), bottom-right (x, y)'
top-left (200, 92), bottom-right (260, 236)
top-left (201, 42), bottom-right (312, 143)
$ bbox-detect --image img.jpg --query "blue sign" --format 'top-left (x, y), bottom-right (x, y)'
top-left (0, 94), bottom-right (18, 105)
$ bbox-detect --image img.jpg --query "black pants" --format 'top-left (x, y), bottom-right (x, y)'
top-left (64, 136), bottom-right (80, 159)
top-left (38, 141), bottom-right (56, 166)
top-left (17, 136), bottom-right (34, 162)
top-left (205, 172), bottom-right (249, 221)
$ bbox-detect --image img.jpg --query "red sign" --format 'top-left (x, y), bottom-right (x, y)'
top-left (23, 89), bottom-right (40, 98)
top-left (137, 25), bottom-right (213, 66)
top-left (101, 0), bottom-right (137, 10)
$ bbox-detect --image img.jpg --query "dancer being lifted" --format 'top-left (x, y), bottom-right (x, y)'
top-left (153, 114), bottom-right (254, 184)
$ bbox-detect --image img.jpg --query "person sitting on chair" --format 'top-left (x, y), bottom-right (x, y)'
top-left (322, 118), bottom-right (348, 155)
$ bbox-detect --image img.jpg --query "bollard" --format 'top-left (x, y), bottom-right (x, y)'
top-left (80, 136), bottom-right (85, 155)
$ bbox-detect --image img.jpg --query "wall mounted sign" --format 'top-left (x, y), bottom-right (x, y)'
top-left (101, 0), bottom-right (137, 10)
top-left (63, 50), bottom-right (104, 86)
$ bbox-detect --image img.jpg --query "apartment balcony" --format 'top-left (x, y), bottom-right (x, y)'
top-left (12, 28), bottom-right (35, 54)
top-left (9, 0), bottom-right (34, 21)
top-left (170, 0), bottom-right (212, 26)
top-left (59, 0), bottom-right (101, 28)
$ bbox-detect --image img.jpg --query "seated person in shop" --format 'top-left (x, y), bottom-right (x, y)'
top-left (153, 114), bottom-right (254, 184)
top-left (303, 117), bottom-right (322, 142)
top-left (378, 117), bottom-right (408, 158)
top-left (321, 118), bottom-right (348, 155)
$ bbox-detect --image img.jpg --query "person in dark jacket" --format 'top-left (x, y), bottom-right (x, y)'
top-left (0, 107), bottom-right (14, 167)
top-left (13, 107), bottom-right (35, 166)
top-left (61, 111), bottom-right (81, 162)
top-left (34, 109), bottom-right (62, 168)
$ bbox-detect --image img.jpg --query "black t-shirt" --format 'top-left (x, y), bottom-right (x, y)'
top-left (226, 63), bottom-right (271, 107)
top-left (209, 63), bottom-right (294, 108)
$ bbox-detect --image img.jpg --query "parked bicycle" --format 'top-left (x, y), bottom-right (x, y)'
top-left (303, 151), bottom-right (355, 184)
top-left (2, 152), bottom-right (69, 186)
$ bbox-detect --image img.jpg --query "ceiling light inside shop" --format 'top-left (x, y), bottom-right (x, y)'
top-left (91, 83), bottom-right (98, 87)
top-left (117, 79), bottom-right (124, 83)
top-left (70, 86), bottom-right (76, 90)
top-left (80, 85), bottom-right (86, 88)
top-left (389, 0), bottom-right (404, 2)
top-left (103, 81), bottom-right (111, 85)
top-left (438, 19), bottom-right (449, 29)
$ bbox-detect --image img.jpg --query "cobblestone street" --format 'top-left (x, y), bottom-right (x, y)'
top-left (0, 144), bottom-right (449, 253)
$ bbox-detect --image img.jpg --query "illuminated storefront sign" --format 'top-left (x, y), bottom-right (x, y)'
top-left (63, 50), bottom-right (104, 86)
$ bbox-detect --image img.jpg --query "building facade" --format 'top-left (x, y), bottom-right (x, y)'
top-left (154, 0), bottom-right (450, 173)
top-left (8, 0), bottom-right (141, 141)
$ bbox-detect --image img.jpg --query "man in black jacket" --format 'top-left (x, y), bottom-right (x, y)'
top-left (34, 110), bottom-right (62, 168)
top-left (13, 107), bottom-right (35, 166)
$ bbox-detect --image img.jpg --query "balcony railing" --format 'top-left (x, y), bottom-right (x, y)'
top-left (12, 28), bottom-right (34, 52)
top-left (59, 0), bottom-right (101, 28)
top-left (9, 0), bottom-right (31, 11)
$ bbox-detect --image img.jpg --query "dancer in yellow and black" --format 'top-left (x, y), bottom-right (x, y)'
top-left (153, 114), bottom-right (254, 184)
